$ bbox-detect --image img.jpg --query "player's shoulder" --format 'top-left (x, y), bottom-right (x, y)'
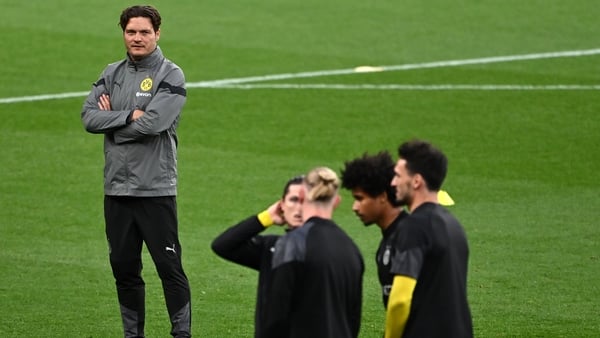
top-left (411, 202), bottom-right (449, 218)
top-left (100, 59), bottom-right (127, 78)
top-left (271, 223), bottom-right (313, 268)
top-left (411, 203), bottom-right (463, 231)
top-left (281, 219), bottom-right (314, 244)
top-left (259, 234), bottom-right (281, 246)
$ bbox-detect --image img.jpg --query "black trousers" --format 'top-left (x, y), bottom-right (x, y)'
top-left (104, 196), bottom-right (191, 338)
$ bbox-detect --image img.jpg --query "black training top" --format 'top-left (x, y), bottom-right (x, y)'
top-left (211, 216), bottom-right (281, 338)
top-left (264, 217), bottom-right (364, 338)
top-left (376, 211), bottom-right (409, 308)
top-left (390, 202), bottom-right (473, 338)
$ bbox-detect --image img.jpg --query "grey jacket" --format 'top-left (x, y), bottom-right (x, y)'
top-left (81, 47), bottom-right (187, 197)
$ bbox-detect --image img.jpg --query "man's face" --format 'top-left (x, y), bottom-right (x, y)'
top-left (123, 17), bottom-right (160, 60)
top-left (391, 159), bottom-right (413, 206)
top-left (281, 184), bottom-right (303, 228)
top-left (351, 188), bottom-right (384, 226)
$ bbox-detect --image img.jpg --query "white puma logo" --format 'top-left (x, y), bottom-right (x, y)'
top-left (166, 244), bottom-right (177, 254)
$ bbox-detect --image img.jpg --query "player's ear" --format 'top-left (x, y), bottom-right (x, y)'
top-left (333, 195), bottom-right (341, 209)
top-left (412, 173), bottom-right (424, 190)
top-left (378, 192), bottom-right (388, 205)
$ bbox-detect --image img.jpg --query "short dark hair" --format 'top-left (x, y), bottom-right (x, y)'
top-left (282, 175), bottom-right (304, 199)
top-left (341, 151), bottom-right (402, 207)
top-left (119, 5), bottom-right (162, 31)
top-left (398, 140), bottom-right (447, 191)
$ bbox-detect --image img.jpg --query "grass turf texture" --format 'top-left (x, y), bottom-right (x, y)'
top-left (1, 0), bottom-right (599, 337)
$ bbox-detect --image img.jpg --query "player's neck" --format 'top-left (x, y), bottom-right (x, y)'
top-left (302, 203), bottom-right (334, 222)
top-left (408, 191), bottom-right (438, 212)
top-left (378, 207), bottom-right (403, 230)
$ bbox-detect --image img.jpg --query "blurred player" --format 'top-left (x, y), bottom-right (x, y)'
top-left (386, 140), bottom-right (472, 338)
top-left (211, 175), bottom-right (304, 337)
top-left (264, 167), bottom-right (364, 338)
top-left (341, 151), bottom-right (454, 309)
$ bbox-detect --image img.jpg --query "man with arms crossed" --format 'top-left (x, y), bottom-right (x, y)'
top-left (81, 5), bottom-right (191, 337)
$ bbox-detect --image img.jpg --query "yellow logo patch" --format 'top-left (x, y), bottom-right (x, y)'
top-left (140, 78), bottom-right (153, 91)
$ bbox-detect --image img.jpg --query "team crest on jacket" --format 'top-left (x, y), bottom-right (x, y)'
top-left (383, 247), bottom-right (391, 265)
top-left (140, 77), bottom-right (153, 91)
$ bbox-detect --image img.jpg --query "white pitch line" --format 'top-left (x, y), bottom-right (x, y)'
top-left (0, 91), bottom-right (91, 104)
top-left (187, 48), bottom-right (600, 88)
top-left (1, 48), bottom-right (600, 104)
top-left (207, 84), bottom-right (600, 91)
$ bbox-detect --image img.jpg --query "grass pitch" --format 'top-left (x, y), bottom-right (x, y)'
top-left (1, 1), bottom-right (598, 336)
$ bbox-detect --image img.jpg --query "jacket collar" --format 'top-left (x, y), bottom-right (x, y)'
top-left (127, 46), bottom-right (164, 69)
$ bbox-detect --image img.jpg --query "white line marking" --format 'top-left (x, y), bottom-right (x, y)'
top-left (1, 48), bottom-right (599, 104)
top-left (187, 48), bottom-right (600, 88)
top-left (206, 84), bottom-right (600, 90)
top-left (0, 91), bottom-right (90, 104)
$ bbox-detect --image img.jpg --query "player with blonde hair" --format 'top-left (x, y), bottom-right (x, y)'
top-left (264, 167), bottom-right (364, 338)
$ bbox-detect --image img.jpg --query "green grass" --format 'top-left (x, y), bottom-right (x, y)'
top-left (1, 0), bottom-right (599, 337)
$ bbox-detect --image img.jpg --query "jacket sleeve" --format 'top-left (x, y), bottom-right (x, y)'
top-left (81, 67), bottom-right (130, 134)
top-left (113, 66), bottom-right (186, 144)
top-left (211, 216), bottom-right (269, 270)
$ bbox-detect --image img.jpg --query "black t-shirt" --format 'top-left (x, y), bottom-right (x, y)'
top-left (264, 217), bottom-right (364, 338)
top-left (390, 203), bottom-right (473, 338)
top-left (376, 211), bottom-right (408, 308)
